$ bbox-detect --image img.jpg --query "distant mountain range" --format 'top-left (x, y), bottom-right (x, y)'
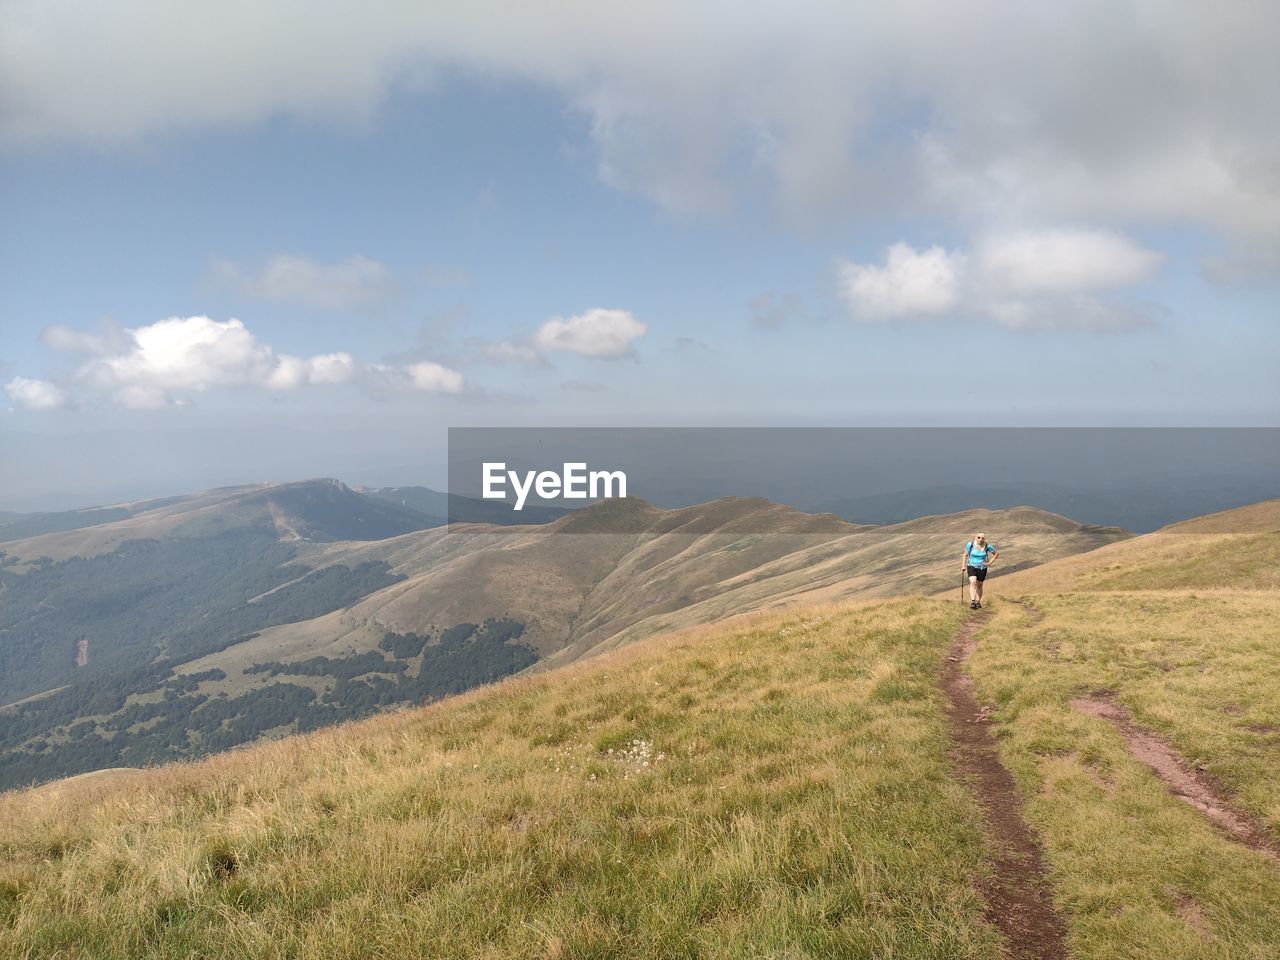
top-left (7, 469), bottom-right (1274, 543)
top-left (0, 482), bottom-right (569, 545)
top-left (358, 485), bottom-right (571, 526)
top-left (0, 478), bottom-right (1130, 788)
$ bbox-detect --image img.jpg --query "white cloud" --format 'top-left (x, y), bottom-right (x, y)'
top-left (838, 244), bottom-right (964, 320)
top-left (533, 308), bottom-right (646, 358)
top-left (266, 352), bottom-right (357, 390)
top-left (406, 361), bottom-right (464, 393)
top-left (77, 316), bottom-right (279, 394)
top-left (28, 315), bottom-right (462, 408)
top-left (5, 376), bottom-right (68, 411)
top-left (305, 352), bottom-right (358, 385)
top-left (973, 229), bottom-right (1163, 296)
top-left (3, 2), bottom-right (1276, 271)
top-left (468, 308), bottom-right (647, 366)
top-left (838, 228), bottom-right (1163, 330)
top-left (211, 255), bottom-right (394, 310)
top-left (346, 358), bottom-right (464, 397)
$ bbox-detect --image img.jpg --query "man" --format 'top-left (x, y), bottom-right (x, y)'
top-left (962, 533), bottom-right (998, 609)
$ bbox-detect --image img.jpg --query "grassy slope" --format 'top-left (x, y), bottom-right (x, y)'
top-left (191, 501), bottom-right (1128, 690)
top-left (962, 499), bottom-right (1280, 957)
top-left (986, 498), bottom-right (1280, 595)
top-left (3, 500), bottom-right (1278, 958)
top-left (2, 599), bottom-right (1011, 960)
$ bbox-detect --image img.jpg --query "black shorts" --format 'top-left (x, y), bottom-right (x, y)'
top-left (966, 566), bottom-right (988, 582)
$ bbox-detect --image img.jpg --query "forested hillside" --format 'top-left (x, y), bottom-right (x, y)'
top-left (0, 481), bottom-right (1129, 789)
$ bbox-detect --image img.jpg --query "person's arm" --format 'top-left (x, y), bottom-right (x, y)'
top-left (987, 546), bottom-right (999, 565)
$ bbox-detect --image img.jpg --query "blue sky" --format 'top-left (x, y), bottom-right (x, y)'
top-left (1, 3), bottom-right (1276, 508)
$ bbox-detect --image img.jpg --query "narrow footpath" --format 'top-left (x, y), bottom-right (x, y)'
top-left (941, 615), bottom-right (1069, 960)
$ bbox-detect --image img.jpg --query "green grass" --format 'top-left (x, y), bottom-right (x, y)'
top-left (1076, 532), bottom-right (1280, 592)
top-left (1, 599), bottom-right (1008, 960)
top-left (969, 592), bottom-right (1280, 959)
top-left (5, 501), bottom-right (1280, 959)
top-left (994, 526), bottom-right (1280, 596)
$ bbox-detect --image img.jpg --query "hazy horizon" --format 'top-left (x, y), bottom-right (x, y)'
top-left (4, 427), bottom-right (1274, 536)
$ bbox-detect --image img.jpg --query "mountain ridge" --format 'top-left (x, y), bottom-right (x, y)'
top-left (0, 480), bottom-right (1129, 787)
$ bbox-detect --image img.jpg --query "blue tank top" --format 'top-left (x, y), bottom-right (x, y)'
top-left (967, 541), bottom-right (994, 568)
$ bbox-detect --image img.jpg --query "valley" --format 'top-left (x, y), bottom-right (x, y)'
top-left (0, 479), bottom-right (1128, 788)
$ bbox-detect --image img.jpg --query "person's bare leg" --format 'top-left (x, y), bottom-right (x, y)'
top-left (969, 575), bottom-right (979, 604)
top-left (975, 579), bottom-right (984, 604)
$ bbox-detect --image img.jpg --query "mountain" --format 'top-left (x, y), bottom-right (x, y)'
top-left (973, 496), bottom-right (1280, 595)
top-left (0, 479), bottom-right (439, 706)
top-left (812, 479), bottom-right (1280, 533)
top-left (0, 479), bottom-right (436, 563)
top-left (0, 484), bottom-right (568, 548)
top-left (2, 499), bottom-right (1277, 958)
top-left (269, 499), bottom-right (1122, 674)
top-left (0, 480), bottom-right (1128, 788)
top-left (361, 485), bottom-right (571, 526)
top-left (0, 498), bottom-right (183, 544)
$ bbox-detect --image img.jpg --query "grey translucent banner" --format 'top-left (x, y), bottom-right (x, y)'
top-left (447, 427), bottom-right (1278, 534)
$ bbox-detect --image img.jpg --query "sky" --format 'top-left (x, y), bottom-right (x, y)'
top-left (1, 1), bottom-right (1277, 509)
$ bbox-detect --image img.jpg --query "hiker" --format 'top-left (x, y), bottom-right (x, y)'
top-left (962, 533), bottom-right (998, 609)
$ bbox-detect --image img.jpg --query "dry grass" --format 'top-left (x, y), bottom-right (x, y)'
top-left (1, 599), bottom-right (1008, 960)
top-left (968, 592), bottom-right (1280, 958)
top-left (990, 529), bottom-right (1280, 595)
top-left (1160, 498), bottom-right (1280, 534)
top-left (5, 499), bottom-right (1278, 959)
top-left (183, 503), bottom-right (1128, 696)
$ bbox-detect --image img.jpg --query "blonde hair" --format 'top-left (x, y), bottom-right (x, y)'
top-left (974, 532), bottom-right (986, 543)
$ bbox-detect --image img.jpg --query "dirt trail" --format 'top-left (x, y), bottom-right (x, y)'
top-left (1071, 696), bottom-right (1280, 862)
top-left (942, 615), bottom-right (1069, 960)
